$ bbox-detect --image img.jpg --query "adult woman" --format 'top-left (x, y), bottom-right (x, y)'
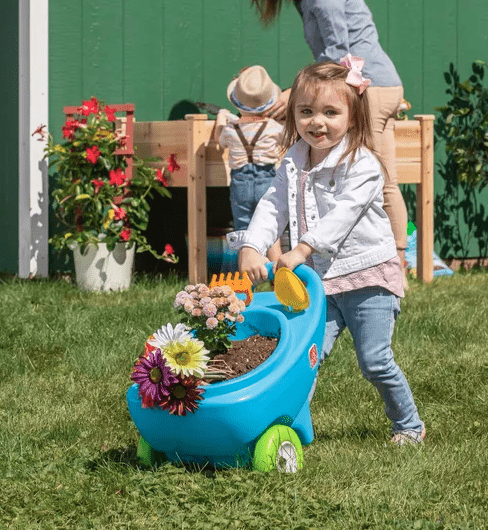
top-left (251, 0), bottom-right (408, 282)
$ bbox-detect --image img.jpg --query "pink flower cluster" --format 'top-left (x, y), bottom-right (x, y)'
top-left (174, 283), bottom-right (246, 330)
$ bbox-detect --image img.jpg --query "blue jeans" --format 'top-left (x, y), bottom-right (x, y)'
top-left (229, 164), bottom-right (276, 230)
top-left (310, 287), bottom-right (424, 434)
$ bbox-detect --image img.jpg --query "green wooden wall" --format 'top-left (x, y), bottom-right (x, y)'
top-left (48, 0), bottom-right (488, 270)
top-left (0, 0), bottom-right (19, 274)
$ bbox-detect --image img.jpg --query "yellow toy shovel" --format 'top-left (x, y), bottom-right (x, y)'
top-left (273, 267), bottom-right (310, 312)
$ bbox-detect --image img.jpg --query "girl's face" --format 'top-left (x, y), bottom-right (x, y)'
top-left (294, 84), bottom-right (351, 164)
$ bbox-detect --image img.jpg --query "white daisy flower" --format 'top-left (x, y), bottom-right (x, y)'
top-left (148, 323), bottom-right (192, 350)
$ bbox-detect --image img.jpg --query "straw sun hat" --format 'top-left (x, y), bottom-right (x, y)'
top-left (227, 65), bottom-right (282, 114)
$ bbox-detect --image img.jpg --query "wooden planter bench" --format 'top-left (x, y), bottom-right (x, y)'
top-left (134, 114), bottom-right (435, 284)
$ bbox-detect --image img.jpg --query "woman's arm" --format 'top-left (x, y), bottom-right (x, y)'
top-left (265, 88), bottom-right (291, 122)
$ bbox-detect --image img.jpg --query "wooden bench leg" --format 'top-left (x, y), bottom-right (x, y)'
top-left (186, 114), bottom-right (208, 284)
top-left (414, 115), bottom-right (435, 283)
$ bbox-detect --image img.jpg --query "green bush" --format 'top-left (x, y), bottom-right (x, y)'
top-left (435, 61), bottom-right (488, 188)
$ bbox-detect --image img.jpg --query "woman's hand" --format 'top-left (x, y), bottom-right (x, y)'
top-left (265, 88), bottom-right (291, 122)
top-left (272, 242), bottom-right (314, 274)
top-left (239, 247), bottom-right (270, 285)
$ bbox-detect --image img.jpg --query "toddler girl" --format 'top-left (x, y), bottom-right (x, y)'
top-left (227, 58), bottom-right (425, 445)
top-left (215, 65), bottom-right (284, 260)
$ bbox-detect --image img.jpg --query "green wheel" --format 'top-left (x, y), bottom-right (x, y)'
top-left (252, 425), bottom-right (303, 473)
top-left (137, 437), bottom-right (166, 467)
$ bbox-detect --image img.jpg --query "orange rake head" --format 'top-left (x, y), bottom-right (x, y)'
top-left (209, 271), bottom-right (253, 306)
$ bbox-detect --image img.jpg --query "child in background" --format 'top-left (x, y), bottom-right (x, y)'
top-left (227, 58), bottom-right (425, 445)
top-left (215, 65), bottom-right (284, 261)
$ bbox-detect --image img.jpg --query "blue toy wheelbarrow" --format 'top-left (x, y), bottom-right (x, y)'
top-left (126, 263), bottom-right (326, 472)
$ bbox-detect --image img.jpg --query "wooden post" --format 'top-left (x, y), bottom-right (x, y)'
top-left (185, 114), bottom-right (208, 284)
top-left (414, 114), bottom-right (435, 283)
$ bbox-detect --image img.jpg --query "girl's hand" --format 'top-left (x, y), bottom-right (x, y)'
top-left (239, 247), bottom-right (270, 285)
top-left (265, 88), bottom-right (291, 122)
top-left (272, 243), bottom-right (314, 274)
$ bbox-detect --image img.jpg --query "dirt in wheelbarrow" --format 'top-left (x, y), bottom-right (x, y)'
top-left (208, 335), bottom-right (279, 381)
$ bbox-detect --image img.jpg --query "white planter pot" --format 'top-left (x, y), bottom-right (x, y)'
top-left (73, 242), bottom-right (135, 291)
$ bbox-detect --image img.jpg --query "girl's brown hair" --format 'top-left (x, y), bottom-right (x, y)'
top-left (251, 0), bottom-right (289, 26)
top-left (281, 61), bottom-right (386, 174)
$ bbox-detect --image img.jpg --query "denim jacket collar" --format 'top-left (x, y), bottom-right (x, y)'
top-left (288, 136), bottom-right (350, 174)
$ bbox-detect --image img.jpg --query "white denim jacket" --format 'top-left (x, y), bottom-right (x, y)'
top-left (227, 137), bottom-right (397, 278)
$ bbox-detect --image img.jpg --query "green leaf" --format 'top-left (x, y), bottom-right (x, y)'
top-left (459, 80), bottom-right (473, 93)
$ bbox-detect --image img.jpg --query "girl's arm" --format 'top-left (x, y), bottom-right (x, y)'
top-left (272, 242), bottom-right (314, 274)
top-left (242, 164), bottom-right (290, 254)
top-left (239, 247), bottom-right (270, 285)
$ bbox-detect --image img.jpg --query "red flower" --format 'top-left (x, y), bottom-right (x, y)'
top-left (109, 168), bottom-right (126, 186)
top-left (167, 154), bottom-right (180, 173)
top-left (156, 169), bottom-right (168, 186)
top-left (91, 179), bottom-right (105, 193)
top-left (164, 244), bottom-right (174, 255)
top-left (159, 376), bottom-right (204, 416)
top-left (80, 97), bottom-right (99, 116)
top-left (86, 146), bottom-right (101, 164)
top-left (121, 228), bottom-right (131, 241)
top-left (62, 119), bottom-right (80, 140)
top-left (104, 106), bottom-right (116, 122)
top-left (32, 124), bottom-right (47, 141)
top-left (113, 195), bottom-right (124, 205)
top-left (113, 206), bottom-right (127, 221)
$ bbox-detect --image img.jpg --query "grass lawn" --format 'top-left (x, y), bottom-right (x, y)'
top-left (1, 269), bottom-right (487, 529)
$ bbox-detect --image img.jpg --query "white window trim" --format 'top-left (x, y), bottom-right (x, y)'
top-left (19, 0), bottom-right (49, 278)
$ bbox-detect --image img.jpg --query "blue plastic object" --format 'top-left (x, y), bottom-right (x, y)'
top-left (127, 263), bottom-right (326, 469)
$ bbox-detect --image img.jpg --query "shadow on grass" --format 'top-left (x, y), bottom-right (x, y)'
top-left (313, 427), bottom-right (376, 442)
top-left (85, 445), bottom-right (218, 477)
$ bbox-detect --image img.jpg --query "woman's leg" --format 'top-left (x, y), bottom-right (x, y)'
top-left (338, 287), bottom-right (424, 433)
top-left (367, 87), bottom-right (408, 281)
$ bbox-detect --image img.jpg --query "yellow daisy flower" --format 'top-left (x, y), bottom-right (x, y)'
top-left (162, 338), bottom-right (209, 378)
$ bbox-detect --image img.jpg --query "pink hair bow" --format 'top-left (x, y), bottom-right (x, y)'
top-left (340, 53), bottom-right (371, 95)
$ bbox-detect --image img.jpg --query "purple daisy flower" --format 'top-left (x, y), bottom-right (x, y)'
top-left (131, 349), bottom-right (178, 408)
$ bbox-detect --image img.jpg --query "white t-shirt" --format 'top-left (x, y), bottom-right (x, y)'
top-left (219, 119), bottom-right (284, 170)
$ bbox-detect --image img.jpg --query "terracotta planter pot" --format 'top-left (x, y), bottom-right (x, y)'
top-left (73, 242), bottom-right (135, 291)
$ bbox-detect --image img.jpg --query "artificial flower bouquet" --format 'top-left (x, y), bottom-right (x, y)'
top-left (130, 282), bottom-right (246, 416)
top-left (40, 97), bottom-right (178, 261)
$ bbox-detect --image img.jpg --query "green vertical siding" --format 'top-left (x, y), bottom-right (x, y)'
top-left (48, 0), bottom-right (488, 266)
top-left (0, 0), bottom-right (19, 274)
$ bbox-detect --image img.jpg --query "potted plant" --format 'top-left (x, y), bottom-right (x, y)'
top-left (38, 97), bottom-right (178, 291)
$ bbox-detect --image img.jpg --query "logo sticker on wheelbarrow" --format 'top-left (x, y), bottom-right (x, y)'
top-left (309, 343), bottom-right (318, 369)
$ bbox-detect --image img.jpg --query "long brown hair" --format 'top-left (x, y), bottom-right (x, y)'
top-left (251, 0), bottom-right (291, 26)
top-left (281, 61), bottom-right (387, 174)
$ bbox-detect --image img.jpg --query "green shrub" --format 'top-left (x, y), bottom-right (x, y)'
top-left (435, 61), bottom-right (488, 188)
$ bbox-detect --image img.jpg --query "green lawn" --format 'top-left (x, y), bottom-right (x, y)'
top-left (1, 270), bottom-right (487, 529)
